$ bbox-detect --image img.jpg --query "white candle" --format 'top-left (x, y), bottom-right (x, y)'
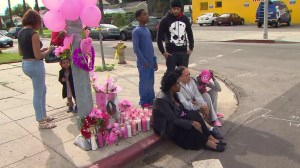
top-left (127, 124), bottom-right (132, 137)
top-left (136, 118), bottom-right (141, 132)
top-left (90, 132), bottom-right (98, 150)
top-left (146, 117), bottom-right (150, 131)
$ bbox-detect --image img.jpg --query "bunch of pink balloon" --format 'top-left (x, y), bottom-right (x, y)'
top-left (42, 0), bottom-right (102, 32)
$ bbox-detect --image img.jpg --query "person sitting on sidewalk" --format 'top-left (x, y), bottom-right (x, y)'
top-left (195, 69), bottom-right (224, 119)
top-left (175, 66), bottom-right (222, 127)
top-left (152, 72), bottom-right (226, 152)
top-left (58, 58), bottom-right (77, 113)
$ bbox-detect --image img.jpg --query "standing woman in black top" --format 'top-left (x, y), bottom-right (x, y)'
top-left (18, 9), bottom-right (56, 129)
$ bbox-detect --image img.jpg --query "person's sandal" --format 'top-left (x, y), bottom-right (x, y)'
top-left (39, 121), bottom-right (57, 129)
top-left (45, 116), bottom-right (55, 122)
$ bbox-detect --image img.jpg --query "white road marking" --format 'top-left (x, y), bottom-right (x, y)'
top-left (232, 49), bottom-right (243, 53)
top-left (198, 60), bottom-right (208, 63)
top-left (237, 73), bottom-right (258, 77)
top-left (232, 108), bottom-right (271, 123)
top-left (192, 159), bottom-right (223, 168)
top-left (216, 55), bottom-right (224, 58)
top-left (189, 63), bottom-right (197, 67)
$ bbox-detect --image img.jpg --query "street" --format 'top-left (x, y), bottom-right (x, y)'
top-left (123, 25), bottom-right (300, 167)
top-left (2, 24), bottom-right (300, 167)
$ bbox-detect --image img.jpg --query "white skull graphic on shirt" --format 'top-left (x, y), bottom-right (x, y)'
top-left (169, 21), bottom-right (186, 46)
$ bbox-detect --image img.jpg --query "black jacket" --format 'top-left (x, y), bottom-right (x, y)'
top-left (58, 67), bottom-right (76, 99)
top-left (157, 12), bottom-right (194, 54)
top-left (152, 91), bottom-right (194, 138)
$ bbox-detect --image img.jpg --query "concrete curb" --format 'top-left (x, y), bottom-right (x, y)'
top-left (223, 39), bottom-right (299, 44)
top-left (88, 134), bottom-right (162, 168)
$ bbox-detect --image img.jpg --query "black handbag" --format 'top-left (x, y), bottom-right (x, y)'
top-left (45, 50), bottom-right (61, 63)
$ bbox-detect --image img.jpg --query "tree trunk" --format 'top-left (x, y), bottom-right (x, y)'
top-left (34, 0), bottom-right (43, 35)
top-left (8, 0), bottom-right (14, 27)
top-left (147, 0), bottom-right (153, 16)
top-left (22, 0), bottom-right (26, 15)
top-left (66, 20), bottom-right (93, 120)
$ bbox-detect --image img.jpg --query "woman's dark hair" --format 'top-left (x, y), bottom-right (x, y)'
top-left (135, 9), bottom-right (145, 19)
top-left (160, 72), bottom-right (179, 93)
top-left (22, 9), bottom-right (41, 29)
top-left (175, 66), bottom-right (186, 77)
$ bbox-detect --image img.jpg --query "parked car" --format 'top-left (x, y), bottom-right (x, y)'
top-left (89, 24), bottom-right (120, 40)
top-left (196, 13), bottom-right (220, 26)
top-left (0, 30), bottom-right (8, 36)
top-left (6, 27), bottom-right (22, 39)
top-left (255, 1), bottom-right (291, 28)
top-left (120, 16), bottom-right (161, 41)
top-left (0, 34), bottom-right (13, 47)
top-left (216, 13), bottom-right (244, 26)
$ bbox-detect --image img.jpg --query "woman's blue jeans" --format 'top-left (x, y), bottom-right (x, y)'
top-left (22, 60), bottom-right (47, 121)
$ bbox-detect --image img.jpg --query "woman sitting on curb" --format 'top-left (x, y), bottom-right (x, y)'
top-left (151, 72), bottom-right (226, 152)
top-left (175, 66), bottom-right (222, 127)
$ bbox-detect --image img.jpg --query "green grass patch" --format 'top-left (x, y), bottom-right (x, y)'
top-left (40, 29), bottom-right (51, 38)
top-left (0, 52), bottom-right (22, 64)
top-left (95, 64), bottom-right (115, 72)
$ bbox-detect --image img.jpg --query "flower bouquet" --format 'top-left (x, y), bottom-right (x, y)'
top-left (90, 73), bottom-right (121, 113)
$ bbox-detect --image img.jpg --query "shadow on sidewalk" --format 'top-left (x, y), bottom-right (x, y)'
top-left (127, 119), bottom-right (300, 168)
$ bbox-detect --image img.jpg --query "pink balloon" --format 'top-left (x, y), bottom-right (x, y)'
top-left (43, 10), bottom-right (66, 32)
top-left (79, 0), bottom-right (97, 6)
top-left (59, 0), bottom-right (82, 21)
top-left (80, 5), bottom-right (102, 27)
top-left (42, 0), bottom-right (62, 10)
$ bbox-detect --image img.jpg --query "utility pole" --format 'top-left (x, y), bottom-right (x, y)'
top-left (98, 0), bottom-right (105, 67)
top-left (263, 0), bottom-right (268, 39)
top-left (67, 20), bottom-right (94, 122)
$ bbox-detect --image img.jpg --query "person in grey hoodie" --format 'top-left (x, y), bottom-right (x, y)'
top-left (157, 0), bottom-right (194, 73)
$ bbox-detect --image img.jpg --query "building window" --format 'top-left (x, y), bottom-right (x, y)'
top-left (200, 2), bottom-right (208, 10)
top-left (215, 1), bottom-right (222, 8)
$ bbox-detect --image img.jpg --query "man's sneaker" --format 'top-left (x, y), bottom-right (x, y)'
top-left (217, 113), bottom-right (224, 118)
top-left (213, 120), bottom-right (222, 127)
top-left (67, 106), bottom-right (73, 113)
top-left (210, 127), bottom-right (224, 140)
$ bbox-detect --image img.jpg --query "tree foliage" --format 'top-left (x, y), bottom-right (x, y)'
top-left (5, 3), bottom-right (31, 17)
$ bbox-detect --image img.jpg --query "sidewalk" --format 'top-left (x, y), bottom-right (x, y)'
top-left (0, 57), bottom-right (237, 168)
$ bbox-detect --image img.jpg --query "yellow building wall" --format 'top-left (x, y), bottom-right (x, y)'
top-left (192, 0), bottom-right (300, 24)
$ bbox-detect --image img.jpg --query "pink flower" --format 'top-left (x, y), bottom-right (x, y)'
top-left (80, 37), bottom-right (92, 55)
top-left (106, 132), bottom-right (118, 145)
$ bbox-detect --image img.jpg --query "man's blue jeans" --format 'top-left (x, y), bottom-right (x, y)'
top-left (22, 60), bottom-right (47, 121)
top-left (138, 66), bottom-right (155, 105)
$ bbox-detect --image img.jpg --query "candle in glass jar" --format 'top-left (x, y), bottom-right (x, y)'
top-left (127, 124), bottom-right (132, 137)
top-left (131, 120), bottom-right (137, 136)
top-left (146, 117), bottom-right (151, 131)
top-left (136, 118), bottom-right (141, 132)
top-left (121, 126), bottom-right (128, 139)
top-left (141, 117), bottom-right (147, 131)
top-left (97, 132), bottom-right (104, 148)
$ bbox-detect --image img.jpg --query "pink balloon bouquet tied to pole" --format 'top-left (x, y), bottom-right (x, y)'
top-left (42, 0), bottom-right (102, 32)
